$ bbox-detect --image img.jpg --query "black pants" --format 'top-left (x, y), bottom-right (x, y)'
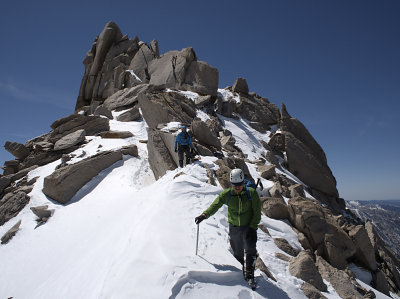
top-left (177, 145), bottom-right (191, 167)
top-left (229, 224), bottom-right (257, 279)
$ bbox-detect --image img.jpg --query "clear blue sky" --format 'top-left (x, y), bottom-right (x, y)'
top-left (0, 0), bottom-right (399, 201)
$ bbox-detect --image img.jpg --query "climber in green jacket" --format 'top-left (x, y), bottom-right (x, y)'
top-left (195, 168), bottom-right (261, 282)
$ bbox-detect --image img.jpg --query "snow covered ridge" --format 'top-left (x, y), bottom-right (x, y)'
top-left (1, 21), bottom-right (400, 298)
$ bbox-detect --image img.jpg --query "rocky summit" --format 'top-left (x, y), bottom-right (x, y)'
top-left (1, 22), bottom-right (400, 299)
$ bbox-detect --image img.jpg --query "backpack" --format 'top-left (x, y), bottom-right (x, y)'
top-left (244, 178), bottom-right (257, 190)
top-left (227, 186), bottom-right (252, 206)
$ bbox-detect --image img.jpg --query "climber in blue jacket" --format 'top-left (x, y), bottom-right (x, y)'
top-left (174, 125), bottom-right (193, 168)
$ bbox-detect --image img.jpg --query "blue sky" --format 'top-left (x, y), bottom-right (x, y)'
top-left (0, 0), bottom-right (399, 201)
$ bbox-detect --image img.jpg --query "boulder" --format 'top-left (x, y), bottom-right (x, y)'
top-left (120, 145), bottom-right (138, 157)
top-left (194, 95), bottom-right (213, 107)
top-left (1, 220), bottom-right (21, 244)
top-left (275, 252), bottom-right (292, 262)
top-left (289, 184), bottom-right (305, 198)
top-left (220, 135), bottom-right (236, 151)
top-left (274, 238), bottom-right (300, 257)
top-left (30, 205), bottom-right (52, 219)
top-left (257, 164), bottom-right (276, 180)
top-left (4, 142), bottom-right (30, 160)
top-left (316, 256), bottom-right (367, 299)
top-left (182, 60), bottom-right (219, 96)
top-left (53, 129), bottom-right (86, 151)
top-left (192, 142), bottom-right (214, 157)
top-left (284, 132), bottom-right (338, 198)
top-left (191, 118), bottom-right (221, 149)
top-left (289, 251), bottom-right (327, 292)
top-left (148, 47), bottom-right (196, 89)
top-left (248, 121), bottom-right (269, 133)
top-left (116, 106), bottom-right (141, 122)
top-left (10, 165), bottom-right (38, 183)
top-left (138, 92), bottom-right (195, 129)
top-left (94, 106), bottom-right (113, 119)
top-left (100, 131), bottom-right (133, 139)
top-left (0, 192), bottom-right (30, 226)
top-left (146, 128), bottom-right (177, 180)
top-left (262, 197), bottom-right (289, 219)
top-left (301, 282), bottom-right (327, 299)
top-left (50, 114), bottom-right (109, 140)
top-left (287, 197), bottom-right (356, 269)
top-left (236, 96), bottom-right (279, 127)
top-left (348, 225), bottom-right (377, 271)
top-left (43, 150), bottom-right (123, 204)
top-left (268, 181), bottom-right (283, 198)
top-left (232, 77), bottom-right (249, 94)
top-left (103, 84), bottom-right (148, 111)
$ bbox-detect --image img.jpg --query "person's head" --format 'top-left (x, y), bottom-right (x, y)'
top-left (181, 125), bottom-right (187, 132)
top-left (230, 168), bottom-right (244, 193)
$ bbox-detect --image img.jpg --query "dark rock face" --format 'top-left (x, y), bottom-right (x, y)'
top-left (348, 225), bottom-right (377, 271)
top-left (100, 131), bottom-right (133, 139)
top-left (0, 192), bottom-right (30, 226)
top-left (43, 150), bottom-right (123, 204)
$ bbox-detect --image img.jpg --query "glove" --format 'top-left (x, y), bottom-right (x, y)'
top-left (195, 214), bottom-right (206, 224)
top-left (174, 148), bottom-right (177, 152)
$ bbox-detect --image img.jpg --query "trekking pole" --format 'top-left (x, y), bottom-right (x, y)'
top-left (195, 223), bottom-right (199, 255)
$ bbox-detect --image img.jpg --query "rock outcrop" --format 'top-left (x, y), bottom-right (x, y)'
top-left (43, 150), bottom-right (123, 204)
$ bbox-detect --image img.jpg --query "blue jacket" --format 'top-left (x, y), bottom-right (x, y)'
top-left (175, 131), bottom-right (193, 150)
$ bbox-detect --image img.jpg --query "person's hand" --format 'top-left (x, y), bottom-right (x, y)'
top-left (195, 214), bottom-right (206, 224)
top-left (174, 148), bottom-right (177, 152)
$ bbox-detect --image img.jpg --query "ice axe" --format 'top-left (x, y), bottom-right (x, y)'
top-left (195, 223), bottom-right (200, 255)
top-left (256, 178), bottom-right (264, 191)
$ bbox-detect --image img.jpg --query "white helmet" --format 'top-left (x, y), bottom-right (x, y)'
top-left (230, 168), bottom-right (244, 185)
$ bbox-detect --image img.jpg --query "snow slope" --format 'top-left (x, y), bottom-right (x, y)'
top-left (0, 97), bottom-right (392, 299)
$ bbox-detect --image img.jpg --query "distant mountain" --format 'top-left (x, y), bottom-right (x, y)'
top-left (347, 199), bottom-right (400, 259)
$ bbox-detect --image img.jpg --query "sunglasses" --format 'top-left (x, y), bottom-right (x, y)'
top-left (231, 182), bottom-right (244, 187)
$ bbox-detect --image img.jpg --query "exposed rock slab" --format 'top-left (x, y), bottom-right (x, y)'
top-left (274, 238), bottom-right (300, 257)
top-left (94, 106), bottom-right (113, 119)
top-left (191, 118), bottom-right (221, 149)
top-left (116, 107), bottom-right (141, 122)
top-left (100, 131), bottom-right (133, 139)
top-left (43, 150), bottom-right (123, 204)
top-left (53, 129), bottom-right (86, 151)
top-left (103, 84), bottom-right (148, 111)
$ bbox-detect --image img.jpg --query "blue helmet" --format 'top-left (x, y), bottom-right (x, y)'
top-left (181, 125), bottom-right (187, 130)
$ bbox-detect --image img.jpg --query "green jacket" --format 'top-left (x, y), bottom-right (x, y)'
top-left (203, 187), bottom-right (261, 230)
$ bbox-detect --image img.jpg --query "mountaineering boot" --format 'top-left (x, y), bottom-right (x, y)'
top-left (244, 254), bottom-right (256, 281)
top-left (179, 160), bottom-right (183, 168)
top-left (186, 157), bottom-right (190, 165)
